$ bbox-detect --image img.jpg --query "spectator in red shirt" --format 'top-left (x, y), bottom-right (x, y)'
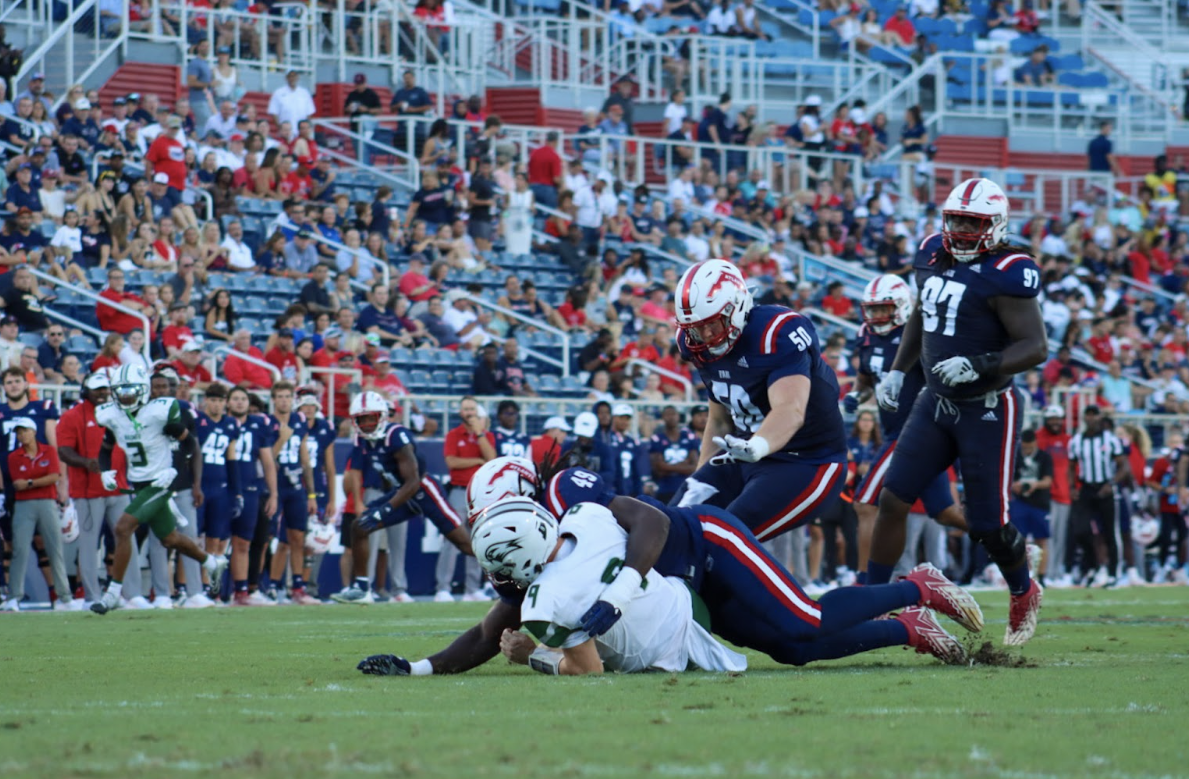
top-left (397, 254), bottom-right (438, 302)
top-left (91, 333), bottom-right (124, 372)
top-left (172, 340), bottom-right (213, 391)
top-left (1014, 1), bottom-right (1040, 34)
top-left (224, 329), bottom-right (275, 389)
top-left (821, 281), bottom-right (855, 320)
top-left (264, 327), bottom-right (301, 382)
top-left (6, 417), bottom-right (70, 608)
top-left (639, 285), bottom-right (674, 330)
top-left (161, 302), bottom-right (195, 359)
top-left (1086, 319), bottom-right (1115, 364)
top-left (655, 343), bottom-right (694, 399)
top-left (1042, 345), bottom-right (1080, 386)
top-left (556, 286), bottom-right (591, 331)
top-left (611, 328), bottom-right (663, 375)
top-left (307, 325), bottom-right (342, 373)
top-left (530, 415), bottom-right (571, 469)
top-left (1127, 235), bottom-right (1170, 287)
top-left (883, 6), bottom-right (915, 45)
top-left (441, 395), bottom-right (497, 599)
top-left (324, 350), bottom-right (358, 423)
top-left (97, 267), bottom-right (154, 337)
top-left (527, 131), bottom-right (564, 209)
top-left (145, 115), bottom-right (188, 191)
top-left (1035, 406), bottom-right (1072, 582)
top-left (280, 156), bottom-right (314, 200)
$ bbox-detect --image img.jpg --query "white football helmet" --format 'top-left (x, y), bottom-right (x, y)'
top-left (1131, 515), bottom-right (1160, 547)
top-left (860, 275), bottom-right (914, 335)
top-left (466, 456), bottom-right (539, 527)
top-left (307, 521), bottom-right (337, 553)
top-left (60, 501), bottom-right (79, 543)
top-left (111, 363), bottom-right (150, 411)
top-left (349, 391), bottom-right (389, 440)
top-left (674, 259), bottom-right (753, 361)
top-left (942, 177), bottom-right (1009, 263)
top-left (470, 497), bottom-right (560, 587)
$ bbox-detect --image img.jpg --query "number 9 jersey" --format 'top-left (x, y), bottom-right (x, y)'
top-left (914, 233), bottom-right (1041, 400)
top-left (677, 304), bottom-right (846, 463)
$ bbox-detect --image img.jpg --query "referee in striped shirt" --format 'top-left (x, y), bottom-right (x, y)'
top-left (1066, 406), bottom-right (1131, 586)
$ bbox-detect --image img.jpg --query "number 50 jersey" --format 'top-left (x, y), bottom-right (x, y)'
top-left (678, 304), bottom-right (846, 464)
top-left (914, 233), bottom-right (1041, 400)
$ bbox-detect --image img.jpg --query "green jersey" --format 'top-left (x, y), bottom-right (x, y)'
top-left (96, 397), bottom-right (183, 484)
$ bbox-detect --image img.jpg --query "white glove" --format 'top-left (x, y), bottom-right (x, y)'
top-left (151, 467), bottom-right (178, 490)
top-left (875, 370), bottom-right (905, 411)
top-left (932, 356), bottom-right (980, 387)
top-left (101, 470), bottom-right (120, 492)
top-left (709, 434), bottom-right (771, 465)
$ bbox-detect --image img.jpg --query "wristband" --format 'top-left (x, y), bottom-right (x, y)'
top-left (599, 566), bottom-right (645, 612)
top-left (409, 658), bottom-right (433, 676)
top-left (748, 435), bottom-right (772, 461)
top-left (307, 493), bottom-right (318, 499)
top-left (528, 646), bottom-right (563, 675)
top-left (969, 352), bottom-right (1002, 377)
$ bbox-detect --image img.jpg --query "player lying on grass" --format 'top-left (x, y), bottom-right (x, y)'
top-left (357, 457), bottom-right (983, 676)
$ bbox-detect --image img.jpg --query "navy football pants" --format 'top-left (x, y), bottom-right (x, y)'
top-left (856, 438), bottom-right (955, 517)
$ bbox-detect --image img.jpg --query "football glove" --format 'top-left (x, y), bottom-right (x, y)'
top-left (932, 356), bottom-right (980, 387)
top-left (358, 502), bottom-right (395, 532)
top-left (100, 470), bottom-right (120, 492)
top-left (151, 467), bottom-right (178, 490)
top-left (843, 391), bottom-right (861, 413)
top-left (357, 654), bottom-right (411, 676)
top-left (230, 495), bottom-right (244, 520)
top-left (709, 434), bottom-right (771, 465)
top-left (875, 370), bottom-right (905, 411)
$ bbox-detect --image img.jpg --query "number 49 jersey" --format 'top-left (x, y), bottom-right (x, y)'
top-left (914, 233), bottom-right (1041, 400)
top-left (96, 397), bottom-right (182, 484)
top-left (678, 305), bottom-right (846, 463)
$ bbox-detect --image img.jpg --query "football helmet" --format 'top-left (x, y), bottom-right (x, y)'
top-left (860, 275), bottom-right (914, 335)
top-left (470, 497), bottom-right (559, 587)
top-left (941, 177), bottom-right (1009, 263)
top-left (674, 259), bottom-right (753, 361)
top-left (60, 501), bottom-right (79, 543)
top-left (111, 364), bottom-right (150, 411)
top-left (466, 456), bottom-right (539, 526)
top-left (307, 521), bottom-right (337, 553)
top-left (349, 391), bottom-right (389, 440)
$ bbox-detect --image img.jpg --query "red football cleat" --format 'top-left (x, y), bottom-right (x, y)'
top-left (896, 606), bottom-right (966, 664)
top-left (903, 563), bottom-right (984, 633)
top-left (290, 588), bottom-right (319, 605)
top-left (1005, 579), bottom-right (1043, 647)
top-left (232, 591), bottom-right (253, 607)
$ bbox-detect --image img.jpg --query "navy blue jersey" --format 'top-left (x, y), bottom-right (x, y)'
top-left (302, 414), bottom-right (336, 494)
top-left (0, 398), bottom-right (59, 454)
top-left (273, 412), bottom-right (309, 491)
top-left (494, 426), bottom-right (531, 459)
top-left (350, 423), bottom-right (424, 491)
top-left (608, 431), bottom-right (649, 497)
top-left (649, 426), bottom-right (700, 496)
top-left (678, 305), bottom-right (846, 462)
top-left (195, 411), bottom-right (239, 487)
top-left (913, 233), bottom-right (1041, 399)
top-left (853, 323), bottom-right (926, 440)
top-left (568, 436), bottom-right (615, 486)
top-left (232, 413), bottom-right (278, 488)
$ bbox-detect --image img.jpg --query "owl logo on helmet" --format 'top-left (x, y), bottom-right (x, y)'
top-left (860, 275), bottom-right (914, 335)
top-left (942, 177), bottom-right (1010, 263)
top-left (349, 391), bottom-right (389, 440)
top-left (466, 456), bottom-right (540, 527)
top-left (675, 259), bottom-right (754, 361)
top-left (111, 364), bottom-right (150, 411)
top-left (470, 497), bottom-right (559, 586)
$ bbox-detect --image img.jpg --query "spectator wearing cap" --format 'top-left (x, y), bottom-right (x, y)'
top-left (130, 93), bottom-right (157, 126)
top-left (443, 288), bottom-right (492, 350)
top-left (268, 70), bottom-right (316, 130)
top-left (307, 324), bottom-right (343, 371)
top-left (344, 73), bottom-right (382, 138)
top-left (0, 315), bottom-right (23, 369)
top-left (281, 229), bottom-right (319, 277)
top-left (498, 338), bottom-right (535, 397)
top-left (530, 415), bottom-right (571, 468)
top-left (145, 113), bottom-right (188, 191)
top-left (97, 267), bottom-right (153, 336)
top-left (225, 329), bottom-right (274, 389)
top-left (1042, 345), bottom-right (1081, 387)
top-left (627, 196), bottom-right (663, 245)
top-left (638, 284), bottom-right (673, 330)
top-left (397, 253), bottom-right (439, 304)
top-left (4, 164), bottom-right (40, 214)
top-left (265, 328), bottom-right (300, 382)
top-left (16, 72), bottom-right (51, 112)
top-left (1, 265), bottom-right (50, 332)
top-left (161, 303), bottom-right (196, 359)
top-left (172, 339), bottom-right (213, 391)
top-left (883, 5), bottom-right (915, 45)
top-left (527, 131), bottom-right (564, 209)
top-left (472, 342), bottom-right (509, 395)
top-left (571, 410), bottom-right (616, 484)
top-left (609, 402), bottom-right (649, 497)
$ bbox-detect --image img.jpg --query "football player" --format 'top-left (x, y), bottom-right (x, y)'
top-left (90, 365), bottom-right (229, 614)
top-left (870, 177), bottom-right (1048, 646)
top-left (264, 381), bottom-right (318, 605)
top-left (226, 386), bottom-right (279, 606)
top-left (331, 392), bottom-right (472, 604)
top-left (673, 260), bottom-right (848, 541)
top-left (492, 400), bottom-right (531, 459)
top-left (608, 403), bottom-right (648, 497)
top-left (845, 274), bottom-right (968, 577)
top-left (192, 382), bottom-right (240, 607)
top-left (648, 406), bottom-right (699, 505)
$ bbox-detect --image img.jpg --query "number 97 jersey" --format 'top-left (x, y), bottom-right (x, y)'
top-left (914, 233), bottom-right (1041, 400)
top-left (678, 305), bottom-right (846, 463)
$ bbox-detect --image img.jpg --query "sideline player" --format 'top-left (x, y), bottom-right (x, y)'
top-left (845, 274), bottom-right (968, 576)
top-left (673, 259), bottom-right (848, 541)
top-left (297, 390), bottom-right (337, 521)
top-left (648, 406), bottom-right (699, 505)
top-left (193, 383), bottom-right (240, 606)
top-left (90, 365), bottom-right (228, 614)
top-left (264, 381), bottom-right (319, 604)
top-left (868, 177), bottom-right (1047, 646)
top-left (332, 392), bottom-right (472, 604)
top-left (226, 386), bottom-right (279, 605)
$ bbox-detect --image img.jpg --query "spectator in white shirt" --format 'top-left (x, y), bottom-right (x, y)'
top-left (684, 219), bottom-right (711, 262)
top-left (663, 89), bottom-right (688, 135)
top-left (573, 174), bottom-right (617, 249)
top-left (564, 158), bottom-right (590, 194)
top-left (667, 166), bottom-right (696, 206)
top-left (221, 220), bottom-right (257, 271)
top-left (442, 289), bottom-right (491, 349)
top-left (50, 207), bottom-right (83, 261)
top-left (203, 100), bottom-right (239, 140)
top-left (267, 71), bottom-right (316, 129)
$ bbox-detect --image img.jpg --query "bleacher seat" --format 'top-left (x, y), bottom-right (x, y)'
top-left (67, 334), bottom-right (95, 352)
top-left (18, 332), bottom-right (43, 348)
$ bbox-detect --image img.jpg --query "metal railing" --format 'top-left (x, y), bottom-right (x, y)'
top-left (211, 343), bottom-right (282, 382)
top-left (458, 291), bottom-right (571, 377)
top-left (11, 0), bottom-right (127, 109)
top-left (626, 358), bottom-right (692, 403)
top-left (1082, 1), bottom-right (1177, 110)
top-left (25, 266), bottom-right (152, 362)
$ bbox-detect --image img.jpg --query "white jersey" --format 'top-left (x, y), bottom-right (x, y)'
top-left (521, 503), bottom-right (747, 674)
top-left (95, 397), bottom-right (183, 484)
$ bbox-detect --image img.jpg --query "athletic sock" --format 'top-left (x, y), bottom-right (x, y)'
top-left (107, 581), bottom-right (123, 599)
top-left (234, 579), bottom-right (249, 593)
top-left (205, 583), bottom-right (215, 596)
top-left (865, 561), bottom-right (895, 586)
top-left (792, 619), bottom-right (911, 663)
top-left (817, 581), bottom-right (920, 635)
top-left (354, 577), bottom-right (370, 592)
top-left (856, 571), bottom-right (867, 586)
top-left (1003, 564), bottom-right (1032, 596)
top-left (292, 575), bottom-right (305, 592)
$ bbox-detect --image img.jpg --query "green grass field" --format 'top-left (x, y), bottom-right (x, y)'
top-left (2, 587), bottom-right (1187, 779)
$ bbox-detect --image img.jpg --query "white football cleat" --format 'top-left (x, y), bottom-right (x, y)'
top-left (1005, 579), bottom-right (1043, 646)
top-left (124, 596), bottom-right (152, 610)
top-left (462, 590), bottom-right (492, 602)
top-left (182, 593), bottom-right (216, 609)
top-left (248, 590), bottom-right (278, 606)
top-left (0, 599), bottom-right (19, 612)
top-left (90, 590), bottom-right (121, 615)
top-left (54, 599), bottom-right (84, 612)
top-left (151, 596), bottom-right (174, 610)
top-left (392, 592), bottom-right (415, 603)
top-left (330, 586), bottom-right (374, 605)
top-left (432, 590), bottom-right (455, 603)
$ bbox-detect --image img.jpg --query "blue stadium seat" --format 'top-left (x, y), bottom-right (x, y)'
top-left (1054, 54), bottom-right (1085, 71)
top-left (1058, 72), bottom-right (1083, 87)
top-left (1081, 72), bottom-right (1109, 88)
top-left (87, 267), bottom-right (108, 287)
top-left (538, 374), bottom-right (561, 393)
top-left (67, 334), bottom-right (95, 352)
top-left (391, 347), bottom-right (414, 365)
top-left (409, 369), bottom-right (432, 389)
top-left (18, 332), bottom-right (43, 348)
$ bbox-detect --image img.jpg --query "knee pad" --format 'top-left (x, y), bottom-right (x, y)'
top-left (971, 523), bottom-right (1026, 569)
